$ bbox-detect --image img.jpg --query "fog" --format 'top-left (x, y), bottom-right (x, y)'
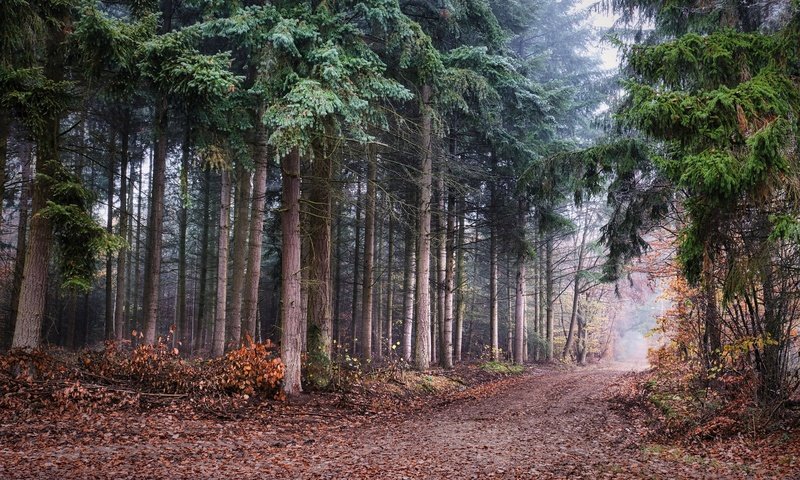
top-left (612, 277), bottom-right (671, 370)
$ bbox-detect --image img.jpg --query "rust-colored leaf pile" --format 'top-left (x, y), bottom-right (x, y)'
top-left (220, 339), bottom-right (285, 398)
top-left (0, 341), bottom-right (285, 417)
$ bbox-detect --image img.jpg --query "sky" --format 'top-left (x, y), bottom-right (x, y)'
top-left (578, 0), bottom-right (621, 71)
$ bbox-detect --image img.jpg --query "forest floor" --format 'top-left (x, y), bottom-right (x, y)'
top-left (1, 361), bottom-right (799, 479)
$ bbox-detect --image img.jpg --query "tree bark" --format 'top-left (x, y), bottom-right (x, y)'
top-left (212, 169), bottom-right (232, 357)
top-left (281, 148), bottom-right (303, 396)
top-left (401, 220), bottom-right (416, 362)
top-left (8, 142), bottom-right (32, 346)
top-left (454, 196), bottom-right (465, 362)
top-left (242, 124), bottom-right (269, 342)
top-left (132, 150), bottom-right (147, 338)
top-left (563, 211), bottom-right (589, 359)
top-left (385, 211), bottom-right (395, 357)
top-left (545, 233), bottom-right (554, 361)
top-left (360, 149), bottom-right (376, 359)
top-left (105, 133), bottom-right (116, 340)
top-left (442, 192), bottom-right (455, 369)
top-left (114, 112), bottom-right (130, 341)
top-left (176, 117), bottom-right (190, 348)
top-left (489, 150), bottom-right (499, 360)
top-left (12, 21), bottom-right (66, 348)
top-left (306, 144), bottom-right (333, 362)
top-left (0, 112), bottom-right (9, 237)
top-left (227, 163), bottom-right (252, 348)
top-left (414, 83), bottom-right (434, 370)
top-left (514, 199), bottom-right (526, 364)
top-left (194, 168), bottom-right (212, 352)
top-left (350, 175), bottom-right (362, 352)
top-left (142, 95), bottom-right (168, 345)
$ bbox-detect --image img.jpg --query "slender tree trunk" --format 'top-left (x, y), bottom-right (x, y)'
top-left (227, 163), bottom-right (251, 348)
top-left (0, 112), bottom-right (9, 237)
top-left (545, 233), bottom-right (554, 361)
top-left (132, 150), bottom-right (147, 338)
top-left (360, 149), bottom-right (376, 359)
top-left (374, 209), bottom-right (383, 360)
top-left (532, 240), bottom-right (539, 361)
top-left (142, 95), bottom-right (168, 345)
top-left (124, 148), bottom-right (136, 340)
top-left (414, 83), bottom-right (434, 370)
top-left (563, 212), bottom-right (589, 358)
top-left (176, 118), bottom-right (190, 349)
top-left (514, 201), bottom-right (527, 364)
top-left (350, 175), bottom-right (362, 351)
top-left (333, 201), bottom-right (343, 348)
top-left (114, 113), bottom-right (130, 341)
top-left (435, 168), bottom-right (447, 366)
top-left (441, 192), bottom-right (455, 369)
top-left (105, 133), bottom-right (116, 340)
top-left (281, 148), bottom-right (303, 396)
top-left (194, 169), bottom-right (212, 352)
top-left (242, 123), bottom-right (269, 341)
top-left (385, 211), bottom-right (395, 357)
top-left (489, 150), bottom-right (499, 360)
top-left (307, 145), bottom-right (333, 362)
top-left (402, 220), bottom-right (416, 362)
top-left (454, 196), bottom-right (465, 362)
top-left (212, 169), bottom-right (232, 357)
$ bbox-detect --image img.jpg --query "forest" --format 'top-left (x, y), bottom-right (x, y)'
top-left (1, 0), bottom-right (799, 478)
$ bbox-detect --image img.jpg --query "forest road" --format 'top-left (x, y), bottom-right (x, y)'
top-left (286, 363), bottom-right (731, 480)
top-left (1, 363), bottom-right (772, 479)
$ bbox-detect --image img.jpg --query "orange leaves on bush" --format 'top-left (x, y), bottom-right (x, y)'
top-left (220, 340), bottom-right (285, 397)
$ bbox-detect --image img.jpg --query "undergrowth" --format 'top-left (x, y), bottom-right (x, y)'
top-left (0, 340), bottom-right (285, 415)
top-left (480, 361), bottom-right (525, 375)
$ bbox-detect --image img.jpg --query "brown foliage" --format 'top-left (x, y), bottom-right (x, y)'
top-left (0, 341), bottom-right (285, 416)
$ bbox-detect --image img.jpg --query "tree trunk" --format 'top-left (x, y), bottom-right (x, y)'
top-left (0, 112), bottom-right (9, 237)
top-left (545, 233), bottom-right (554, 361)
top-left (532, 239), bottom-right (539, 361)
top-left (132, 150), bottom-right (147, 338)
top-left (114, 112), bottom-right (130, 341)
top-left (350, 175), bottom-right (362, 352)
top-left (373, 208), bottom-right (383, 360)
top-left (306, 145), bottom-right (333, 362)
top-left (442, 192), bottom-right (455, 369)
top-left (12, 23), bottom-right (66, 348)
top-left (142, 95), bottom-right (168, 345)
top-left (514, 199), bottom-right (526, 364)
top-left (105, 133), bottom-right (116, 340)
top-left (385, 211), bottom-right (395, 357)
top-left (563, 210), bottom-right (589, 358)
top-left (242, 124), bottom-right (269, 342)
top-left (227, 163), bottom-right (252, 348)
top-left (414, 83), bottom-right (434, 370)
top-left (281, 148), bottom-right (303, 396)
top-left (454, 196), bottom-right (465, 363)
top-left (8, 142), bottom-right (33, 346)
top-left (360, 149), bottom-right (376, 359)
top-left (176, 118), bottom-right (190, 349)
top-left (401, 220), bottom-right (416, 362)
top-left (195, 168), bottom-right (212, 352)
top-left (212, 169), bottom-right (232, 357)
top-left (489, 150), bottom-right (499, 360)
top-left (333, 201), bottom-right (343, 348)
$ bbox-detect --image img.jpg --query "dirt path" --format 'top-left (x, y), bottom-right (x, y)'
top-left (2, 364), bottom-right (790, 479)
top-left (284, 364), bottom-right (692, 479)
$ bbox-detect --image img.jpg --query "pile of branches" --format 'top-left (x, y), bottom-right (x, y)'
top-left (0, 340), bottom-right (285, 416)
